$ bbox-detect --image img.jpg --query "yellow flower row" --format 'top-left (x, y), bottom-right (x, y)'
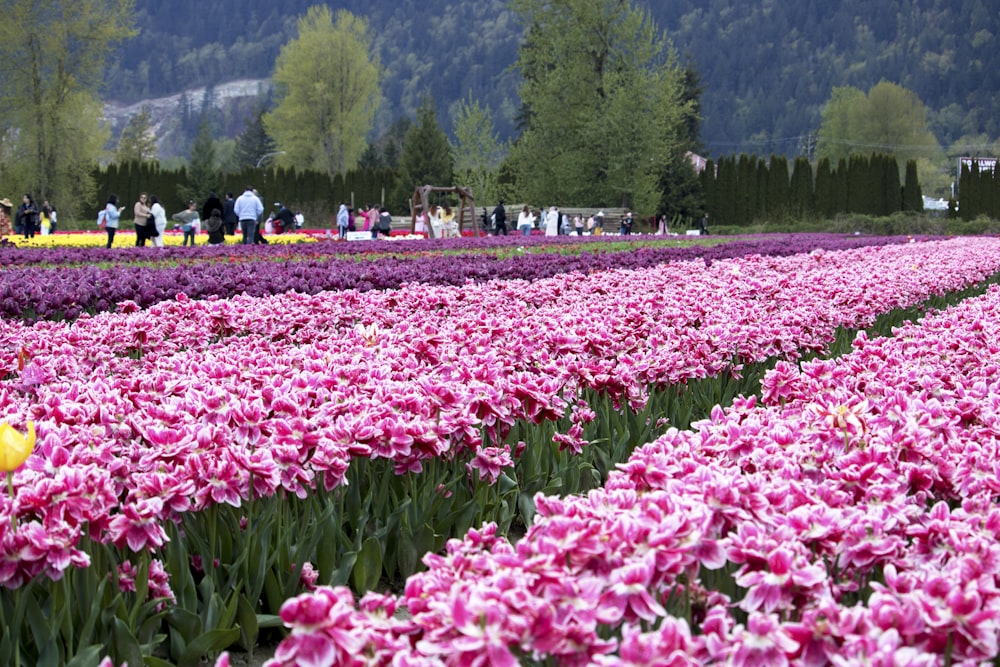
top-left (5, 232), bottom-right (318, 248)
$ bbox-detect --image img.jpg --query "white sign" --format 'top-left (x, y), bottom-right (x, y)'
top-left (959, 157), bottom-right (997, 173)
top-left (346, 231), bottom-right (371, 241)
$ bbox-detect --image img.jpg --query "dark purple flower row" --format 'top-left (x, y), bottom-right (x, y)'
top-left (0, 234), bottom-right (928, 321)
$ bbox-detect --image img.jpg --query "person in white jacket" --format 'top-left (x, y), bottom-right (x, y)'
top-left (149, 195), bottom-right (168, 248)
top-left (545, 206), bottom-right (559, 236)
top-left (516, 205), bottom-right (535, 236)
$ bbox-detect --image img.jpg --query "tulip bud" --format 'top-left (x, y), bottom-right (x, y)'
top-left (0, 421), bottom-right (35, 473)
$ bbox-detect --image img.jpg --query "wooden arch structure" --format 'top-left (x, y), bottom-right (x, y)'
top-left (410, 185), bottom-right (481, 238)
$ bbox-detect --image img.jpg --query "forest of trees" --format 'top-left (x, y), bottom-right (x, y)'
top-left (5, 0), bottom-right (997, 223)
top-left (105, 0), bottom-right (1000, 158)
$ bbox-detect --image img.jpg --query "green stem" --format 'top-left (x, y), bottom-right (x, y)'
top-left (7, 471), bottom-right (15, 532)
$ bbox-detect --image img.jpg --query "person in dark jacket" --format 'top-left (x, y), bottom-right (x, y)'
top-left (19, 194), bottom-right (39, 239)
top-left (221, 192), bottom-right (239, 236)
top-left (205, 208), bottom-right (225, 245)
top-left (274, 203), bottom-right (296, 235)
top-left (492, 200), bottom-right (507, 236)
top-left (202, 192), bottom-right (223, 224)
top-left (372, 207), bottom-right (393, 238)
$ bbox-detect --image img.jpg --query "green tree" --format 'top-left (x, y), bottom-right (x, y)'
top-left (180, 116), bottom-right (220, 203)
top-left (451, 92), bottom-right (508, 205)
top-left (116, 106), bottom-right (158, 165)
top-left (0, 0), bottom-right (136, 217)
top-left (789, 156), bottom-right (815, 219)
top-left (901, 160), bottom-right (923, 213)
top-left (656, 155), bottom-right (703, 227)
top-left (264, 6), bottom-right (381, 176)
top-left (234, 105), bottom-right (276, 170)
top-left (766, 154), bottom-right (790, 219)
top-left (508, 0), bottom-right (694, 214)
top-left (816, 81), bottom-right (944, 174)
top-left (814, 157), bottom-right (833, 218)
top-left (392, 97), bottom-right (453, 210)
top-left (359, 116), bottom-right (412, 171)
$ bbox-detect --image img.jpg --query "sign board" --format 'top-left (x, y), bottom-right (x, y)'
top-left (958, 157), bottom-right (997, 174)
top-left (346, 231), bottom-right (371, 241)
top-left (686, 229), bottom-right (702, 236)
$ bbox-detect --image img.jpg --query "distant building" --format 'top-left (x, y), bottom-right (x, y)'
top-left (687, 151), bottom-right (709, 173)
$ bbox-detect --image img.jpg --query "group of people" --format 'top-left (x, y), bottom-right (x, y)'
top-left (96, 187), bottom-right (304, 249)
top-left (264, 203), bottom-right (305, 236)
top-left (0, 195), bottom-right (58, 239)
top-left (335, 203), bottom-right (393, 239)
top-left (99, 190), bottom-right (247, 249)
top-left (475, 203), bottom-right (640, 238)
top-left (411, 202), bottom-right (620, 239)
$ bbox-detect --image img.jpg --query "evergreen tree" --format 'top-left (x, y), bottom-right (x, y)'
top-left (735, 154), bottom-right (753, 226)
top-left (901, 159), bottom-right (923, 212)
top-left (116, 105), bottom-right (159, 165)
top-left (700, 158), bottom-right (718, 224)
top-left (789, 156), bottom-right (814, 219)
top-left (657, 155), bottom-right (704, 226)
top-left (992, 164), bottom-right (1000, 220)
top-left (958, 162), bottom-right (975, 220)
top-left (508, 0), bottom-right (694, 213)
top-left (233, 106), bottom-right (276, 170)
top-left (755, 157), bottom-right (768, 221)
top-left (357, 144), bottom-right (384, 171)
top-left (715, 155), bottom-right (737, 225)
top-left (880, 154), bottom-right (902, 216)
top-left (814, 157), bottom-right (834, 219)
top-left (180, 116), bottom-right (220, 203)
top-left (766, 155), bottom-right (790, 220)
top-left (846, 154), bottom-right (868, 214)
top-left (834, 158), bottom-right (850, 216)
top-left (392, 96), bottom-right (454, 211)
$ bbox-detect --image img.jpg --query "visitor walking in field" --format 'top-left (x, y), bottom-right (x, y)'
top-left (103, 195), bottom-right (125, 248)
top-left (517, 205), bottom-right (535, 236)
top-left (134, 192), bottom-right (152, 246)
top-left (20, 194), bottom-right (39, 240)
top-left (172, 200), bottom-right (201, 246)
top-left (545, 206), bottom-right (559, 236)
top-left (620, 210), bottom-right (633, 235)
top-left (149, 195), bottom-right (167, 247)
top-left (234, 186), bottom-right (263, 245)
top-left (222, 192), bottom-right (239, 236)
top-left (492, 200), bottom-right (507, 236)
top-left (0, 198), bottom-right (11, 236)
top-left (336, 203), bottom-right (349, 239)
top-left (42, 200), bottom-right (57, 234)
top-left (440, 205), bottom-right (457, 238)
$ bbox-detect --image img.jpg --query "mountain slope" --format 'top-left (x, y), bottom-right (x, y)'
top-left (105, 0), bottom-right (999, 159)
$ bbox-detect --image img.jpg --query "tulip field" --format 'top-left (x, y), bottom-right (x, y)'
top-left (2, 234), bottom-right (1000, 666)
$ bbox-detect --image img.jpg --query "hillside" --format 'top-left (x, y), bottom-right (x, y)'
top-left (104, 0), bottom-right (999, 160)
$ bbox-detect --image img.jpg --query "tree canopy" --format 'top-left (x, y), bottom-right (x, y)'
top-left (264, 6), bottom-right (381, 176)
top-left (0, 0), bottom-right (136, 217)
top-left (506, 0), bottom-right (694, 213)
top-left (451, 93), bottom-right (507, 206)
top-left (391, 97), bottom-right (454, 211)
top-left (816, 81), bottom-right (945, 172)
top-left (116, 106), bottom-right (158, 165)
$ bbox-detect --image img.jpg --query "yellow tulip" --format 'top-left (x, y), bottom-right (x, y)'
top-left (0, 422), bottom-right (35, 472)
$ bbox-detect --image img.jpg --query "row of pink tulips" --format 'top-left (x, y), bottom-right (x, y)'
top-left (1, 238), bottom-right (1000, 590)
top-left (267, 280), bottom-right (1000, 666)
